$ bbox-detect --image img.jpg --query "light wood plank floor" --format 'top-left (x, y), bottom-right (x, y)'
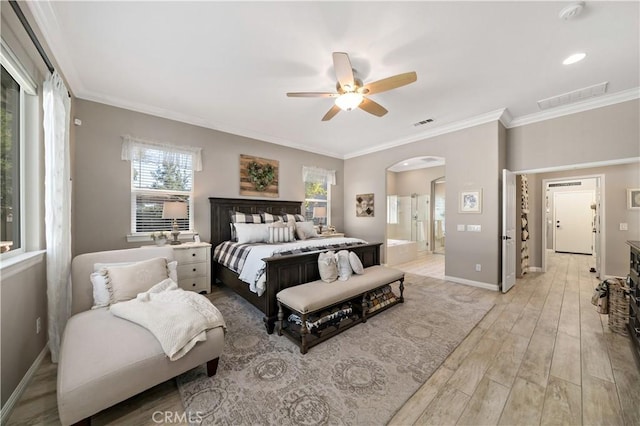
top-left (7, 253), bottom-right (640, 425)
top-left (393, 251), bottom-right (445, 280)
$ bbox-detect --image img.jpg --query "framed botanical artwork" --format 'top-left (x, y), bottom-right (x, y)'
top-left (627, 188), bottom-right (640, 210)
top-left (240, 154), bottom-right (279, 197)
top-left (459, 189), bottom-right (482, 213)
top-left (356, 193), bottom-right (374, 217)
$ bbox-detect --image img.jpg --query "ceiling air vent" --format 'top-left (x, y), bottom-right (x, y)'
top-left (413, 118), bottom-right (434, 127)
top-left (537, 82), bottom-right (608, 110)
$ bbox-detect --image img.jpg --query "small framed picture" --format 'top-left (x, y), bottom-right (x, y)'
top-left (627, 189), bottom-right (640, 210)
top-left (193, 233), bottom-right (201, 243)
top-left (460, 190), bottom-right (482, 213)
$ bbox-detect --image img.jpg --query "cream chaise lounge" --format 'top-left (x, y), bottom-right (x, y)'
top-left (58, 247), bottom-right (225, 426)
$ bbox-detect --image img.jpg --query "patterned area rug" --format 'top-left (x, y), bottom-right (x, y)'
top-left (177, 274), bottom-right (494, 425)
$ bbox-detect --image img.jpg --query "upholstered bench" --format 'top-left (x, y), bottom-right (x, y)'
top-left (276, 265), bottom-right (405, 353)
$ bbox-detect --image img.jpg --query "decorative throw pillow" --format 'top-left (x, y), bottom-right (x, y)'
top-left (268, 222), bottom-right (296, 243)
top-left (260, 212), bottom-right (282, 223)
top-left (318, 251), bottom-right (338, 283)
top-left (229, 211), bottom-right (263, 241)
top-left (234, 223), bottom-right (270, 244)
top-left (90, 272), bottom-right (111, 309)
top-left (91, 259), bottom-right (177, 308)
top-left (103, 257), bottom-right (170, 305)
top-left (348, 251), bottom-right (365, 274)
top-left (295, 221), bottom-right (318, 240)
top-left (335, 250), bottom-right (353, 281)
top-left (281, 214), bottom-right (296, 223)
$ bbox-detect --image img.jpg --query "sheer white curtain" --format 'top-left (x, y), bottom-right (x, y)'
top-left (43, 71), bottom-right (72, 362)
top-left (302, 166), bottom-right (336, 185)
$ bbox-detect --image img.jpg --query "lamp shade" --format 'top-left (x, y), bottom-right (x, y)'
top-left (163, 201), bottom-right (188, 219)
top-left (312, 206), bottom-right (327, 218)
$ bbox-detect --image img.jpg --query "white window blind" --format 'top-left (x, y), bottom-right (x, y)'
top-left (122, 136), bottom-right (198, 233)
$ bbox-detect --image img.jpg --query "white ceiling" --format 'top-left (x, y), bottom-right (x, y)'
top-left (28, 1), bottom-right (639, 159)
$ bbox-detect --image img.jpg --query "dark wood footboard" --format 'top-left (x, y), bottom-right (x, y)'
top-left (214, 242), bottom-right (381, 333)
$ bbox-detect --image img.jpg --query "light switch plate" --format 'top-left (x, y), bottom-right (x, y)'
top-left (467, 225), bottom-right (482, 232)
top-left (457, 224), bottom-right (465, 231)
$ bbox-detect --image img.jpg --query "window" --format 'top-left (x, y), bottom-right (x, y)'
top-left (0, 42), bottom-right (36, 257)
top-left (302, 166), bottom-right (336, 227)
top-left (1, 66), bottom-right (21, 254)
top-left (123, 137), bottom-right (201, 235)
top-left (387, 195), bottom-right (399, 224)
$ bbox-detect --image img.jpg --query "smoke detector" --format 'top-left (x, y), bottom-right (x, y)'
top-left (559, 2), bottom-right (585, 20)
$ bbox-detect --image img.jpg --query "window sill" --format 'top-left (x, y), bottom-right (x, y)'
top-left (126, 232), bottom-right (196, 243)
top-left (0, 250), bottom-right (46, 280)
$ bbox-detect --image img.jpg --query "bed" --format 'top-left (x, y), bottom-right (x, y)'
top-left (209, 197), bottom-right (382, 333)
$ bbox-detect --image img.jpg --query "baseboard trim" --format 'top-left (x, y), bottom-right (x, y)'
top-left (0, 343), bottom-right (49, 424)
top-left (444, 275), bottom-right (500, 291)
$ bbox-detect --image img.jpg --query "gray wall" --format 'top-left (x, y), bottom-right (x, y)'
top-left (1, 260), bottom-right (48, 406)
top-left (73, 99), bottom-right (345, 255)
top-left (390, 166), bottom-right (446, 196)
top-left (345, 122), bottom-right (503, 287)
top-left (507, 99), bottom-right (640, 171)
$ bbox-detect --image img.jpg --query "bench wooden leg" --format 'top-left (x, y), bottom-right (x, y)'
top-left (277, 302), bottom-right (284, 336)
top-left (399, 277), bottom-right (405, 303)
top-left (300, 313), bottom-right (308, 354)
top-left (207, 357), bottom-right (220, 377)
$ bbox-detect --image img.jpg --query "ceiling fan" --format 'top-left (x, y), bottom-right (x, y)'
top-left (287, 52), bottom-right (417, 121)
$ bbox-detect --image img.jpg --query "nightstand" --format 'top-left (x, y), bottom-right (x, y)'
top-left (170, 242), bottom-right (211, 294)
top-left (320, 232), bottom-right (345, 238)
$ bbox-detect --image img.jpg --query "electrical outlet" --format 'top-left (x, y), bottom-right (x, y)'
top-left (36, 317), bottom-right (41, 334)
top-left (475, 264), bottom-right (482, 272)
top-left (620, 223), bottom-right (628, 231)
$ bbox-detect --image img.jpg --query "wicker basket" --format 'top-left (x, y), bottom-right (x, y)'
top-left (608, 277), bottom-right (630, 336)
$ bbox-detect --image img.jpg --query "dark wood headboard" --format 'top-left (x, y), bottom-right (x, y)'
top-left (209, 197), bottom-right (303, 248)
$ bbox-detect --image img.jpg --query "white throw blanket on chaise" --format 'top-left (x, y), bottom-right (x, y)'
top-left (110, 279), bottom-right (226, 361)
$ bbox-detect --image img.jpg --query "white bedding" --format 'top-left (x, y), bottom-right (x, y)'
top-left (238, 237), bottom-right (367, 296)
top-left (109, 279), bottom-right (226, 361)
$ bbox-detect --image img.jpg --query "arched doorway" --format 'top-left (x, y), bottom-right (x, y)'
top-left (386, 156), bottom-right (445, 278)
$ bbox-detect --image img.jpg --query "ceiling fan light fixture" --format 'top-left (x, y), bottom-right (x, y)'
top-left (335, 92), bottom-right (363, 111)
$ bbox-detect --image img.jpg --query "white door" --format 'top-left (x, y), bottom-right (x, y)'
top-left (502, 169), bottom-right (516, 293)
top-left (554, 191), bottom-right (594, 254)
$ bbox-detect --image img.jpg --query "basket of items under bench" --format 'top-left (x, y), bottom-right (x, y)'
top-left (276, 249), bottom-right (405, 354)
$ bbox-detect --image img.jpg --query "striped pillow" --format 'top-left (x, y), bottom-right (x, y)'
top-left (281, 213), bottom-right (306, 223)
top-left (260, 212), bottom-right (282, 223)
top-left (268, 223), bottom-right (296, 243)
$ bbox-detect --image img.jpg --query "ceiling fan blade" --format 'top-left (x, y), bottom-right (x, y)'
top-left (333, 52), bottom-right (355, 91)
top-left (322, 104), bottom-right (341, 121)
top-left (359, 97), bottom-right (388, 117)
top-left (363, 71), bottom-right (417, 95)
top-left (287, 92), bottom-right (339, 98)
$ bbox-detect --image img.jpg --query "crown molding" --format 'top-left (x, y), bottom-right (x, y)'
top-left (25, 0), bottom-right (83, 94)
top-left (77, 90), bottom-right (345, 159)
top-left (344, 109), bottom-right (507, 159)
top-left (507, 87), bottom-right (640, 128)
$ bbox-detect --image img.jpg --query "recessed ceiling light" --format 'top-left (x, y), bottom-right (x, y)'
top-left (563, 52), bottom-right (586, 65)
top-left (403, 162), bottom-right (409, 166)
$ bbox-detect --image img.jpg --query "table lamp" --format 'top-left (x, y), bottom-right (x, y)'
top-left (163, 201), bottom-right (188, 245)
top-left (312, 206), bottom-right (327, 234)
